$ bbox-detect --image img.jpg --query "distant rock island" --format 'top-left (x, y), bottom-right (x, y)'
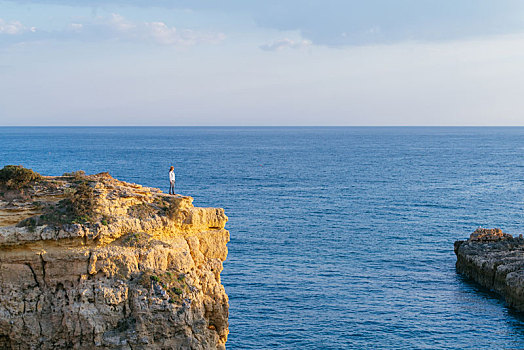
top-left (0, 166), bottom-right (229, 349)
top-left (455, 228), bottom-right (524, 311)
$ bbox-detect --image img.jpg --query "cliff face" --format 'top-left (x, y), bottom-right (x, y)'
top-left (0, 170), bottom-right (229, 349)
top-left (455, 228), bottom-right (524, 311)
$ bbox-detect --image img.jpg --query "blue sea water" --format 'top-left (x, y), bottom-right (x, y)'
top-left (1, 126), bottom-right (524, 349)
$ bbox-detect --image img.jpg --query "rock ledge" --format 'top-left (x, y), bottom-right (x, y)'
top-left (455, 228), bottom-right (524, 311)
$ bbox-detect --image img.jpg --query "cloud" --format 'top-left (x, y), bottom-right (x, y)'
top-left (260, 38), bottom-right (312, 51)
top-left (0, 18), bottom-right (36, 35)
top-left (97, 14), bottom-right (226, 46)
top-left (144, 21), bottom-right (226, 46)
top-left (6, 0), bottom-right (524, 46)
top-left (71, 14), bottom-right (226, 46)
top-left (0, 14), bottom-right (225, 47)
top-left (106, 13), bottom-right (135, 33)
top-left (247, 0), bottom-right (524, 46)
top-left (69, 23), bottom-right (83, 31)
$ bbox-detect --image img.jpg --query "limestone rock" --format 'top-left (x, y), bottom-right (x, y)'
top-left (0, 171), bottom-right (229, 349)
top-left (455, 228), bottom-right (524, 311)
top-left (468, 227), bottom-right (513, 242)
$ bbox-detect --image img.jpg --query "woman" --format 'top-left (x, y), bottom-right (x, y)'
top-left (169, 166), bottom-right (175, 195)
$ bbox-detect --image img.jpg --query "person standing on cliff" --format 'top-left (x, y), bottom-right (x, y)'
top-left (169, 166), bottom-right (175, 195)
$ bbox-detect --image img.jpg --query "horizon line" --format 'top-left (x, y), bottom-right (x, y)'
top-left (2, 125), bottom-right (524, 128)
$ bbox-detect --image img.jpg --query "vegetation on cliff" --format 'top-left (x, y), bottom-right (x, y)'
top-left (0, 165), bottom-right (41, 190)
top-left (0, 166), bottom-right (172, 232)
top-left (16, 172), bottom-right (100, 228)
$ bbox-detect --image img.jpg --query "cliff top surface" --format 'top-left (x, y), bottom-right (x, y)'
top-left (454, 227), bottom-right (524, 255)
top-left (0, 165), bottom-right (228, 247)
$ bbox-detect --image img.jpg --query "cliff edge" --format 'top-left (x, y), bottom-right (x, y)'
top-left (455, 228), bottom-right (524, 311)
top-left (0, 166), bottom-right (229, 349)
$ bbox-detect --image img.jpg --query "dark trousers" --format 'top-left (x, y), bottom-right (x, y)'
top-left (169, 181), bottom-right (175, 194)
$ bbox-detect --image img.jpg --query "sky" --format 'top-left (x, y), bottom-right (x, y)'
top-left (1, 1), bottom-right (524, 126)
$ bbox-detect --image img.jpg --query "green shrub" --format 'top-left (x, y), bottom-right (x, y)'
top-left (62, 170), bottom-right (87, 182)
top-left (153, 197), bottom-right (171, 214)
top-left (38, 181), bottom-right (98, 226)
top-left (0, 165), bottom-right (41, 189)
top-left (69, 181), bottom-right (97, 220)
top-left (36, 199), bottom-right (75, 226)
top-left (122, 232), bottom-right (154, 248)
top-left (128, 203), bottom-right (157, 220)
top-left (137, 270), bottom-right (190, 303)
top-left (18, 217), bottom-right (37, 232)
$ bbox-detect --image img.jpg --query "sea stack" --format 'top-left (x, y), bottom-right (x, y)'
top-left (455, 228), bottom-right (524, 311)
top-left (0, 167), bottom-right (229, 349)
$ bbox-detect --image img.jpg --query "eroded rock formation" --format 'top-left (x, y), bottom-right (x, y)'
top-left (0, 169), bottom-right (229, 349)
top-left (455, 228), bottom-right (524, 311)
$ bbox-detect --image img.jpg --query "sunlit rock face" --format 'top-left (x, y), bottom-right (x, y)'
top-left (0, 171), bottom-right (229, 349)
top-left (455, 228), bottom-right (524, 311)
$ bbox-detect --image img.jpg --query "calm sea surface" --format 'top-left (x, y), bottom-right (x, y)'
top-left (1, 127), bottom-right (524, 349)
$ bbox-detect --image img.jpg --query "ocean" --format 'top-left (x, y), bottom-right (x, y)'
top-left (2, 126), bottom-right (524, 349)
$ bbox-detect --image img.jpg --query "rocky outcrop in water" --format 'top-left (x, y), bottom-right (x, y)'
top-left (0, 167), bottom-right (229, 349)
top-left (455, 228), bottom-right (524, 311)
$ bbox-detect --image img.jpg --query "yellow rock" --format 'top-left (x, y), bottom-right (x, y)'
top-left (0, 172), bottom-right (229, 349)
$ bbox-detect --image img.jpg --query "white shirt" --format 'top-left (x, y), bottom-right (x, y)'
top-left (169, 170), bottom-right (175, 182)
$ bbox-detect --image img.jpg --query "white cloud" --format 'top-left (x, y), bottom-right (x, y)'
top-left (144, 21), bottom-right (225, 46)
top-left (69, 23), bottom-right (83, 31)
top-left (63, 14), bottom-right (226, 46)
top-left (107, 14), bottom-right (136, 33)
top-left (260, 38), bottom-right (312, 51)
top-left (0, 14), bottom-right (224, 47)
top-left (4, 0), bottom-right (524, 46)
top-left (0, 19), bottom-right (36, 35)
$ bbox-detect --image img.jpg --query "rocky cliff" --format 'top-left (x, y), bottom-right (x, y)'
top-left (455, 228), bottom-right (524, 311)
top-left (0, 167), bottom-right (229, 349)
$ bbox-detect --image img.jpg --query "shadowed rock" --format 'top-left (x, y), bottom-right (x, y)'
top-left (455, 228), bottom-right (524, 311)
